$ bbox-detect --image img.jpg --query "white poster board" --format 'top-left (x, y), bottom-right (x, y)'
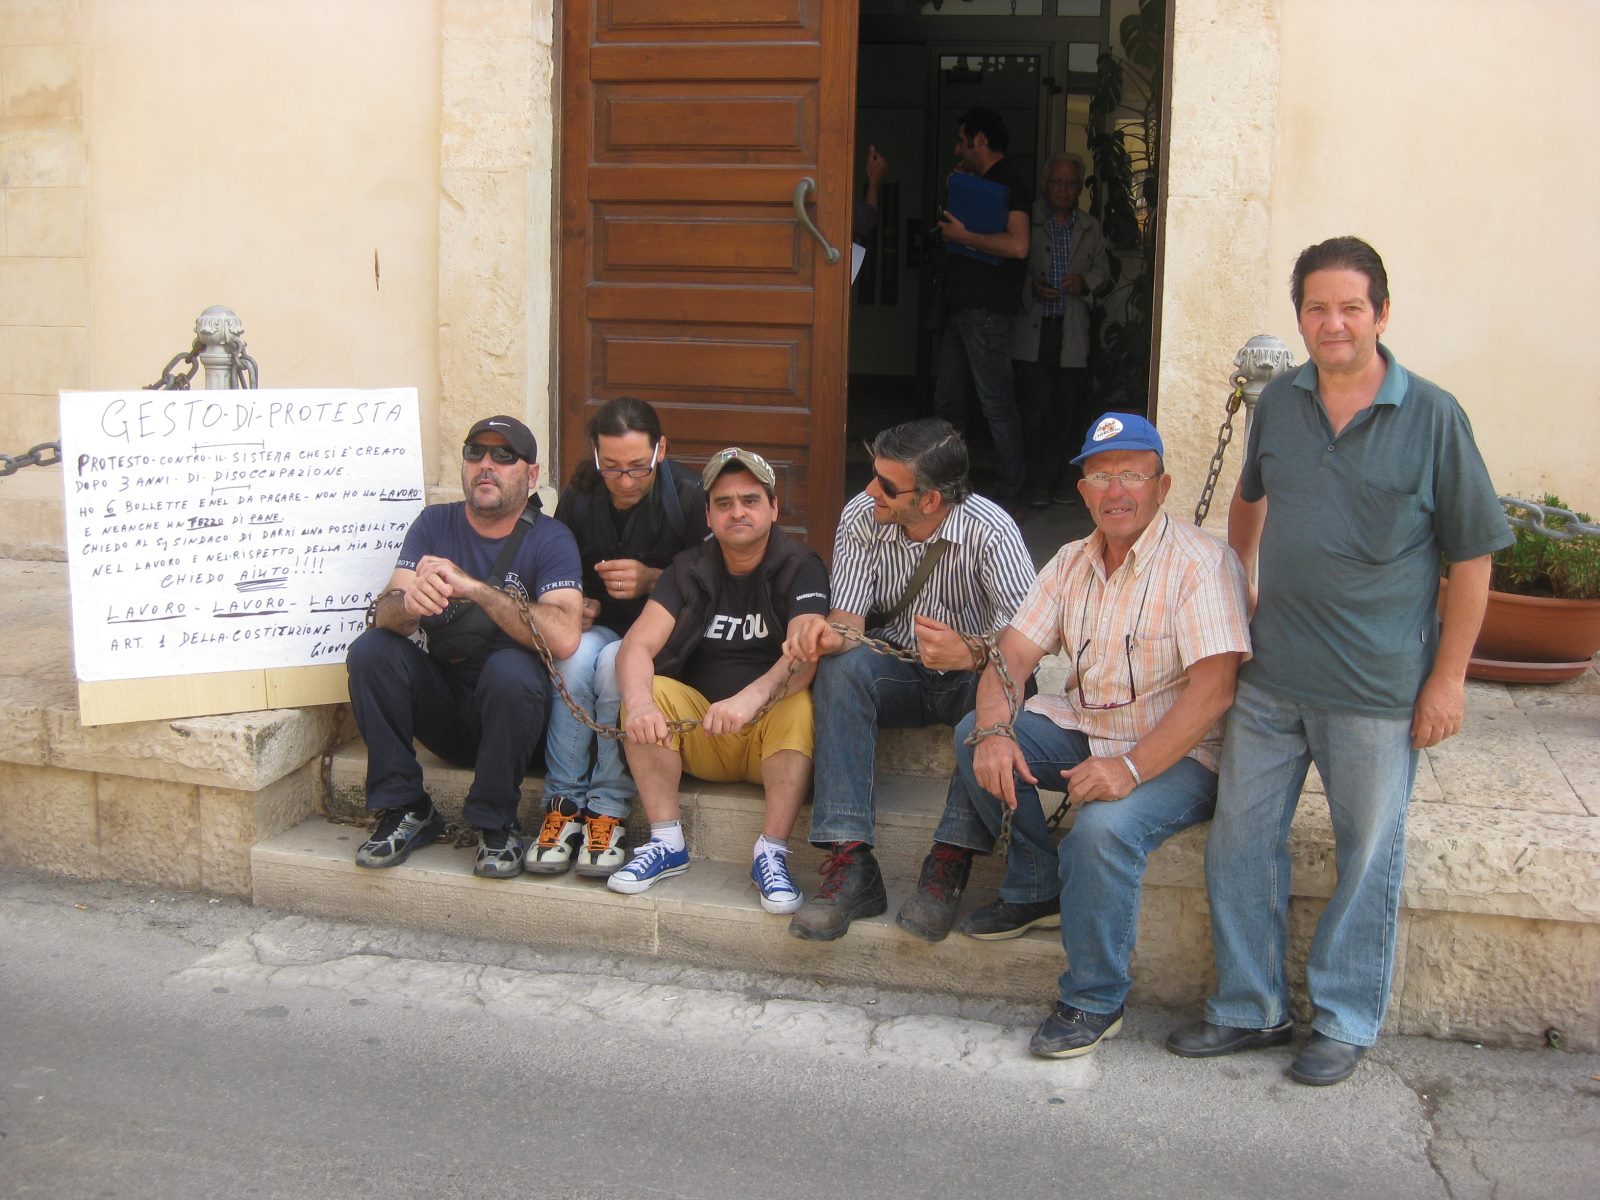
top-left (60, 387), bottom-right (424, 722)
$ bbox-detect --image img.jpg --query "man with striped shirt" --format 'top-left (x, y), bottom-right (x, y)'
top-left (783, 419), bottom-right (1035, 942)
top-left (925, 413), bottom-right (1251, 1060)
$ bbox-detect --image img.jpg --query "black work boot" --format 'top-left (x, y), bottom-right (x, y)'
top-left (894, 843), bottom-right (974, 942)
top-left (788, 841), bottom-right (888, 941)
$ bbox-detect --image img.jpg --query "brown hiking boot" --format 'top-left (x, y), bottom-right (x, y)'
top-left (894, 844), bottom-right (973, 942)
top-left (788, 841), bottom-right (887, 941)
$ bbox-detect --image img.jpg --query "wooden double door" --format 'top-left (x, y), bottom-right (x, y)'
top-left (558, 0), bottom-right (860, 552)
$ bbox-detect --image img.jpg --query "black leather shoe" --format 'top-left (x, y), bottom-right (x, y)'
top-left (789, 842), bottom-right (887, 941)
top-left (894, 845), bottom-right (972, 943)
top-left (1289, 1032), bottom-right (1367, 1086)
top-left (1165, 1018), bottom-right (1294, 1058)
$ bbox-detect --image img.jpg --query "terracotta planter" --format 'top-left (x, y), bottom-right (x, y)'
top-left (1439, 577), bottom-right (1600, 682)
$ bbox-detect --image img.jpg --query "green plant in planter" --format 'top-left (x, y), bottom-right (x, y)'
top-left (1491, 495), bottom-right (1600, 601)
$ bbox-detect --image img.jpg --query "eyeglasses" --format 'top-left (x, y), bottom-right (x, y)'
top-left (1075, 635), bottom-right (1137, 710)
top-left (463, 443), bottom-right (523, 465)
top-left (1081, 469), bottom-right (1161, 489)
top-left (594, 441), bottom-right (659, 480)
top-left (1073, 566), bottom-right (1157, 711)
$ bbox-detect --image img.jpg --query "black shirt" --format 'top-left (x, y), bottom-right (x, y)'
top-left (943, 156), bottom-right (1032, 316)
top-left (651, 553), bottom-right (830, 702)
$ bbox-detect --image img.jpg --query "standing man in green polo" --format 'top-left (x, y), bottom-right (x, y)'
top-left (1168, 237), bottom-right (1510, 1086)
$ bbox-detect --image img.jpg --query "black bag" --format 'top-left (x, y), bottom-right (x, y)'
top-left (422, 508), bottom-right (534, 666)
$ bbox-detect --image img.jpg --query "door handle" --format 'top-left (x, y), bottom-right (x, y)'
top-left (792, 177), bottom-right (841, 265)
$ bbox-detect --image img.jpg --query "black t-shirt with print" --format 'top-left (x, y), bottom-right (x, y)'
top-left (651, 555), bottom-right (831, 702)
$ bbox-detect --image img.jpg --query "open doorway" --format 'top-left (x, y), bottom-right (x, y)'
top-left (846, 1), bottom-right (1157, 545)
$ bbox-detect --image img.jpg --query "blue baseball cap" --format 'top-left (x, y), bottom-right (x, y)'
top-left (1070, 412), bottom-right (1165, 465)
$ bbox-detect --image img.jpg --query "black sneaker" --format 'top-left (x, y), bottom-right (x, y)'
top-left (788, 842), bottom-right (887, 941)
top-left (957, 895), bottom-right (1062, 940)
top-left (474, 826), bottom-right (526, 879)
top-left (355, 801), bottom-right (442, 869)
top-left (1030, 1002), bottom-right (1124, 1058)
top-left (894, 844), bottom-right (973, 942)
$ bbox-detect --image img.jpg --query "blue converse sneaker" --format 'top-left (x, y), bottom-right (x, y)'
top-left (750, 844), bottom-right (802, 915)
top-left (606, 839), bottom-right (689, 895)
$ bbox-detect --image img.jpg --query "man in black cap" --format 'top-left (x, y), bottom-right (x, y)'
top-left (347, 415), bottom-right (584, 878)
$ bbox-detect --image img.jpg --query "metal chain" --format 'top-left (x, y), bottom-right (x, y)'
top-left (365, 586), bottom-right (800, 743)
top-left (1192, 376), bottom-right (1246, 527)
top-left (1500, 496), bottom-right (1600, 541)
top-left (146, 334), bottom-right (259, 391)
top-left (147, 343), bottom-right (202, 390)
top-left (0, 441), bottom-right (62, 478)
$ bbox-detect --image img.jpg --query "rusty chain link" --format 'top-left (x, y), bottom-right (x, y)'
top-left (1192, 375), bottom-right (1246, 527)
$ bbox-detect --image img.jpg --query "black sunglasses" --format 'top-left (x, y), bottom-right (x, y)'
top-left (862, 441), bottom-right (922, 500)
top-left (463, 443), bottom-right (524, 465)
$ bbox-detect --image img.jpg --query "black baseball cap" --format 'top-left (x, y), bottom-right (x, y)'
top-left (464, 415), bottom-right (538, 463)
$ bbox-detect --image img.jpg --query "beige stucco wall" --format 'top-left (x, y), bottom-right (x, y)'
top-left (1161, 0), bottom-right (1599, 523)
top-left (1266, 0), bottom-right (1599, 509)
top-left (85, 0), bottom-right (443, 475)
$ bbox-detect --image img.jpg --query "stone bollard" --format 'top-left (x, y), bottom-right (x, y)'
top-left (194, 305), bottom-right (258, 389)
top-left (1232, 333), bottom-right (1295, 438)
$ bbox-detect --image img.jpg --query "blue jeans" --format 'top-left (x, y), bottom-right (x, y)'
top-left (346, 628), bottom-right (550, 832)
top-left (1203, 675), bottom-right (1417, 1046)
top-left (807, 648), bottom-right (979, 846)
top-left (541, 626), bottom-right (632, 819)
top-left (933, 307), bottom-right (1026, 499)
top-left (936, 710), bottom-right (1217, 1014)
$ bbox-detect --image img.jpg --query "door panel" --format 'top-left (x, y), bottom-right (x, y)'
top-left (560, 0), bottom-right (858, 550)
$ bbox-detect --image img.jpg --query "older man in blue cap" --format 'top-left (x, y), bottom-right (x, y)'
top-left (905, 412), bottom-right (1252, 1061)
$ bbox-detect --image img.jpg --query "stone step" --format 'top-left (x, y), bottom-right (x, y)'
top-left (251, 815), bottom-right (1079, 1007)
top-left (323, 737), bottom-right (1009, 888)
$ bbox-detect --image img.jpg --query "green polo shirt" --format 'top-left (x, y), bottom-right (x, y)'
top-left (1238, 346), bottom-right (1511, 717)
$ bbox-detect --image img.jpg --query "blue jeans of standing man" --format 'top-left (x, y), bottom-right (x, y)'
top-left (933, 307), bottom-right (1026, 499)
top-left (935, 710), bottom-right (1217, 1014)
top-left (807, 648), bottom-right (979, 846)
top-left (1203, 675), bottom-right (1418, 1047)
top-left (542, 626), bottom-right (632, 819)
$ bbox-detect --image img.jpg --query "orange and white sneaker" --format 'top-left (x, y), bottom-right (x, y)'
top-left (525, 799), bottom-right (584, 875)
top-left (574, 812), bottom-right (627, 877)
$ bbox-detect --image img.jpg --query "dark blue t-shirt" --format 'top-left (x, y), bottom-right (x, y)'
top-left (396, 502), bottom-right (582, 656)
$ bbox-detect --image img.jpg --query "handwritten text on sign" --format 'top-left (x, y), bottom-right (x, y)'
top-left (60, 387), bottom-right (424, 683)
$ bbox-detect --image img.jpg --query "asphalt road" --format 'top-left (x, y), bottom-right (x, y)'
top-left (1, 869), bottom-right (1594, 1200)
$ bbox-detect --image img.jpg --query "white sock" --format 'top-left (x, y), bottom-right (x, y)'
top-left (649, 820), bottom-right (685, 853)
top-left (754, 835), bottom-right (788, 861)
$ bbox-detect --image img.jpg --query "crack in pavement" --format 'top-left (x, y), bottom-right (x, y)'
top-left (169, 915), bottom-right (1098, 1091)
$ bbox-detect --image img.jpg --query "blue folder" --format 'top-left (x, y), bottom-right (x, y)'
top-left (945, 172), bottom-right (1010, 266)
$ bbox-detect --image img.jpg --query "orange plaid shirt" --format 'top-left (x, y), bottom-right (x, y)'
top-left (1011, 513), bottom-right (1251, 772)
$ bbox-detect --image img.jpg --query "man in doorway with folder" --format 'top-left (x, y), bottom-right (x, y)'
top-left (932, 106), bottom-right (1033, 507)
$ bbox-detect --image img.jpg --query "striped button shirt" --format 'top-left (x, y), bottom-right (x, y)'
top-left (1012, 512), bottom-right (1251, 771)
top-left (830, 489), bottom-right (1036, 653)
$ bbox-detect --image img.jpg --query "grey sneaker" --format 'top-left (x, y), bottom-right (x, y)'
top-left (474, 827), bottom-right (526, 879)
top-left (355, 801), bottom-right (442, 869)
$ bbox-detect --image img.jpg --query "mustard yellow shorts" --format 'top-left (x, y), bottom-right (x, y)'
top-left (627, 675), bottom-right (814, 784)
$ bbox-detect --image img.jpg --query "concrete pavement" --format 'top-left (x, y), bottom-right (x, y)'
top-left (2, 867), bottom-right (1595, 1200)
